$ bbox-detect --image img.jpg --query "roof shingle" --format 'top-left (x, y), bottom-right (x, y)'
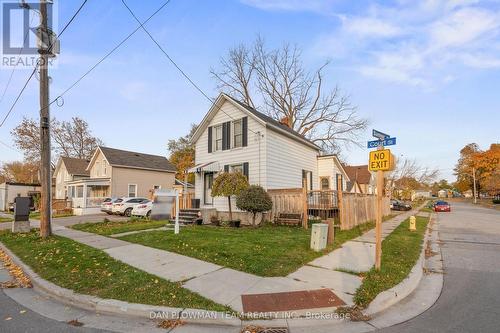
top-left (61, 157), bottom-right (90, 176)
top-left (99, 146), bottom-right (176, 172)
top-left (343, 165), bottom-right (372, 185)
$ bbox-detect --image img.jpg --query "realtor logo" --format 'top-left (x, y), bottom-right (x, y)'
top-left (1, 1), bottom-right (58, 68)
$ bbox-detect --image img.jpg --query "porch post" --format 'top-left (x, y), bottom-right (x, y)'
top-left (82, 184), bottom-right (87, 208)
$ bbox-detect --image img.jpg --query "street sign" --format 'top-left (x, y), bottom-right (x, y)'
top-left (369, 149), bottom-right (394, 171)
top-left (367, 137), bottom-right (397, 148)
top-left (372, 129), bottom-right (390, 140)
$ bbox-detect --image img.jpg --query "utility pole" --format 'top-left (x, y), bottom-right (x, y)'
top-left (39, 0), bottom-right (52, 238)
top-left (472, 167), bottom-right (477, 204)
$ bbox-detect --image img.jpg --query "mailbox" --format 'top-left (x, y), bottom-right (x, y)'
top-left (14, 197), bottom-right (30, 222)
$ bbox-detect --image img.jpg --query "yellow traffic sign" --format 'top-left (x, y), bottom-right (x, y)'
top-left (369, 149), bottom-right (394, 171)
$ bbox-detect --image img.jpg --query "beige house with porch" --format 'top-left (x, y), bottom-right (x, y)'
top-left (53, 147), bottom-right (176, 215)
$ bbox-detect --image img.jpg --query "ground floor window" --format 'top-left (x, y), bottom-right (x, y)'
top-left (128, 184), bottom-right (137, 197)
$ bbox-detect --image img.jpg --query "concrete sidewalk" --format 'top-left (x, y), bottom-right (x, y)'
top-left (288, 208), bottom-right (427, 304)
top-left (44, 207), bottom-right (424, 313)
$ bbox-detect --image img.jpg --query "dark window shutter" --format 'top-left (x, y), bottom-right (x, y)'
top-left (226, 121), bottom-right (231, 150)
top-left (222, 122), bottom-right (227, 150)
top-left (243, 162), bottom-right (249, 179)
top-left (242, 117), bottom-right (248, 147)
top-left (309, 171), bottom-right (313, 190)
top-left (224, 165), bottom-right (229, 172)
top-left (208, 126), bottom-right (212, 153)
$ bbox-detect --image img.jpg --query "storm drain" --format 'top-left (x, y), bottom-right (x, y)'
top-left (241, 326), bottom-right (288, 333)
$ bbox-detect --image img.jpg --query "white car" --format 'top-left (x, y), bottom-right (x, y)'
top-left (131, 201), bottom-right (153, 219)
top-left (112, 197), bottom-right (149, 217)
top-left (100, 197), bottom-right (119, 215)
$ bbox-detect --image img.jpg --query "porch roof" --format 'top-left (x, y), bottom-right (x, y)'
top-left (66, 178), bottom-right (111, 186)
top-left (187, 161), bottom-right (220, 174)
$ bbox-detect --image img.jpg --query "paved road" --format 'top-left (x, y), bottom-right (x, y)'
top-left (378, 201), bottom-right (500, 333)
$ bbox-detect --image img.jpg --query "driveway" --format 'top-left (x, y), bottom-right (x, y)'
top-left (0, 213), bottom-right (127, 231)
top-left (378, 201), bottom-right (500, 332)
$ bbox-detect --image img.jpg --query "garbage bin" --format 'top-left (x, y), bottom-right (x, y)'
top-left (191, 198), bottom-right (200, 209)
top-left (14, 197), bottom-right (30, 222)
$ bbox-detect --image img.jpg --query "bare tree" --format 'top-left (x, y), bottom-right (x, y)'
top-left (386, 157), bottom-right (439, 199)
top-left (11, 116), bottom-right (103, 162)
top-left (211, 37), bottom-right (368, 152)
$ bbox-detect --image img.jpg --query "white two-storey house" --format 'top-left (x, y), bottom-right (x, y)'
top-left (189, 93), bottom-right (350, 223)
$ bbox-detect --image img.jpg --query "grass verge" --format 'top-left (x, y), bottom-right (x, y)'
top-left (29, 212), bottom-right (74, 219)
top-left (0, 217), bottom-right (13, 223)
top-left (118, 218), bottom-right (388, 277)
top-left (0, 230), bottom-right (230, 312)
top-left (71, 219), bottom-right (169, 236)
top-left (353, 216), bottom-right (429, 308)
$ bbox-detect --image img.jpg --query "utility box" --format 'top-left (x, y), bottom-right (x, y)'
top-left (310, 223), bottom-right (328, 251)
top-left (12, 197), bottom-right (30, 233)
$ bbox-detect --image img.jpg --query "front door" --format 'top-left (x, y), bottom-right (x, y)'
top-left (204, 173), bottom-right (214, 205)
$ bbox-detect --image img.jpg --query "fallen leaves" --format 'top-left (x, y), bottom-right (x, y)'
top-left (0, 248), bottom-right (32, 288)
top-left (67, 319), bottom-right (84, 327)
top-left (156, 319), bottom-right (185, 329)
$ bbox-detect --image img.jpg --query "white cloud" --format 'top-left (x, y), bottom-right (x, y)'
top-left (342, 17), bottom-right (403, 38)
top-left (430, 7), bottom-right (500, 49)
top-left (240, 0), bottom-right (334, 13)
top-left (313, 2), bottom-right (500, 88)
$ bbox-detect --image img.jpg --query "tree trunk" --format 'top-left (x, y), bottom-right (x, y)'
top-left (252, 212), bottom-right (256, 227)
top-left (228, 196), bottom-right (232, 221)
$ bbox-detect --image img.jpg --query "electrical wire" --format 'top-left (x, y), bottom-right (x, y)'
top-left (39, 0), bottom-right (173, 115)
top-left (120, 0), bottom-right (262, 136)
top-left (0, 8), bottom-right (36, 106)
top-left (0, 0), bottom-right (89, 128)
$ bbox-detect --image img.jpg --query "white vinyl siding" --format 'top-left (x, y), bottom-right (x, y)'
top-left (194, 100), bottom-right (267, 212)
top-left (317, 157), bottom-right (348, 190)
top-left (265, 129), bottom-right (319, 190)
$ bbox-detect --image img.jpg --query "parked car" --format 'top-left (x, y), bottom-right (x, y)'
top-left (100, 197), bottom-right (119, 215)
top-left (390, 199), bottom-right (412, 211)
top-left (434, 201), bottom-right (451, 212)
top-left (131, 201), bottom-right (153, 219)
top-left (112, 197), bottom-right (149, 217)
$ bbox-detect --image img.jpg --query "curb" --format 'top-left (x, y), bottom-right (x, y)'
top-left (364, 212), bottom-right (440, 316)
top-left (0, 210), bottom-right (442, 329)
top-left (0, 241), bottom-right (242, 327)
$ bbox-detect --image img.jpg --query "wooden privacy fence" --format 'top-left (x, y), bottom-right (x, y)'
top-left (171, 191), bottom-right (195, 217)
top-left (339, 193), bottom-right (390, 230)
top-left (267, 187), bottom-right (391, 230)
top-left (268, 188), bottom-right (307, 227)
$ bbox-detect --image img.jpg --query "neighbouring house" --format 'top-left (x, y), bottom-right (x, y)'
top-left (0, 182), bottom-right (40, 211)
top-left (343, 165), bottom-right (375, 194)
top-left (463, 189), bottom-right (473, 198)
top-left (188, 93), bottom-right (352, 224)
top-left (54, 147), bottom-right (177, 215)
top-left (317, 154), bottom-right (349, 192)
top-left (173, 179), bottom-right (195, 196)
top-left (54, 157), bottom-right (90, 199)
top-left (438, 189), bottom-right (449, 198)
top-left (411, 189), bottom-right (432, 201)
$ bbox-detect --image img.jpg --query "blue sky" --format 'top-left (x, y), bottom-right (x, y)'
top-left (1, 0), bottom-right (499, 182)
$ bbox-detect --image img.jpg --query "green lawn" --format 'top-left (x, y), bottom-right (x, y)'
top-left (0, 217), bottom-right (13, 223)
top-left (353, 216), bottom-right (430, 308)
top-left (0, 230), bottom-right (230, 312)
top-left (118, 222), bottom-right (379, 277)
top-left (29, 212), bottom-right (74, 219)
top-left (71, 219), bottom-right (169, 236)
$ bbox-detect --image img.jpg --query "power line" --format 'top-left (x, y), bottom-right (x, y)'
top-left (0, 9), bottom-right (36, 106)
top-left (120, 0), bottom-right (261, 136)
top-left (40, 0), bottom-right (173, 115)
top-left (0, 138), bottom-right (23, 155)
top-left (0, 0), bottom-right (89, 128)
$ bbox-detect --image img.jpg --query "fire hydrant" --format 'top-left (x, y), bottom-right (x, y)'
top-left (409, 216), bottom-right (416, 231)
